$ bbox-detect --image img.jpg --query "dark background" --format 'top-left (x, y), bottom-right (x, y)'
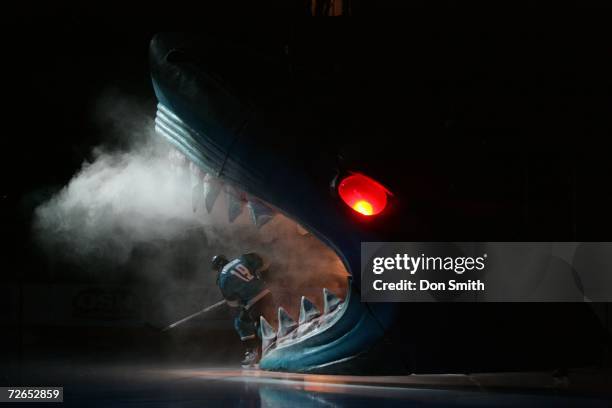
top-left (2, 1), bottom-right (612, 388)
top-left (2, 3), bottom-right (304, 382)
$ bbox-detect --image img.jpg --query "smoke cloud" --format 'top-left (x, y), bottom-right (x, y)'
top-left (33, 93), bottom-right (347, 330)
top-left (34, 142), bottom-right (195, 263)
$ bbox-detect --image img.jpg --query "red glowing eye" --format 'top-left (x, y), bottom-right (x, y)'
top-left (337, 173), bottom-right (389, 216)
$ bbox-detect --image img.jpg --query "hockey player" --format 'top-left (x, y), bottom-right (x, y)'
top-left (212, 252), bottom-right (274, 368)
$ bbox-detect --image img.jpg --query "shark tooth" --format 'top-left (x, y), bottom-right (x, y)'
top-left (167, 149), bottom-right (184, 177)
top-left (277, 307), bottom-right (298, 338)
top-left (247, 199), bottom-right (275, 228)
top-left (189, 163), bottom-right (205, 212)
top-left (189, 162), bottom-right (204, 187)
top-left (203, 174), bottom-right (222, 213)
top-left (226, 186), bottom-right (244, 223)
top-left (260, 316), bottom-right (276, 352)
top-left (296, 223), bottom-right (309, 236)
top-left (167, 148), bottom-right (176, 162)
top-left (192, 183), bottom-right (204, 213)
top-left (323, 288), bottom-right (341, 314)
top-left (167, 147), bottom-right (183, 164)
top-left (298, 296), bottom-right (320, 324)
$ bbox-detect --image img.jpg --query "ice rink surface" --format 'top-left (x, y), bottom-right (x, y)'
top-left (6, 362), bottom-right (612, 407)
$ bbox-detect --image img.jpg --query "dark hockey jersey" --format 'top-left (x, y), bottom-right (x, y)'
top-left (218, 253), bottom-right (270, 309)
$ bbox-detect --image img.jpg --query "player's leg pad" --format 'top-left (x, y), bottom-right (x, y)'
top-left (234, 309), bottom-right (257, 341)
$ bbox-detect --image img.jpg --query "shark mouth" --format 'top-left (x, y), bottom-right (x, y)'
top-left (149, 33), bottom-right (392, 372)
top-left (155, 104), bottom-right (361, 370)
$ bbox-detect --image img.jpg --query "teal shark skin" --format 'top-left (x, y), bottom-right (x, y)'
top-left (150, 34), bottom-right (397, 373)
